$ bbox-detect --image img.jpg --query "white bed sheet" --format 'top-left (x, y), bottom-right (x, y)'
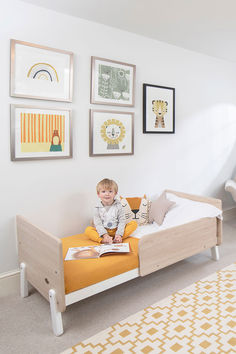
top-left (132, 193), bottom-right (222, 239)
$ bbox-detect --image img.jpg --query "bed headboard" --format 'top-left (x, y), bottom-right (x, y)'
top-left (165, 189), bottom-right (222, 209)
top-left (16, 215), bottom-right (66, 312)
top-left (165, 190), bottom-right (222, 245)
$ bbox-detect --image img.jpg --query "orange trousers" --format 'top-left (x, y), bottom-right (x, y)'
top-left (85, 220), bottom-right (138, 243)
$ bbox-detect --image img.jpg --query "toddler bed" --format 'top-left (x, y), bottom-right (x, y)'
top-left (16, 190), bottom-right (222, 336)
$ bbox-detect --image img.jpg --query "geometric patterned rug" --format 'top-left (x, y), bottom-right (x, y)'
top-left (61, 263), bottom-right (236, 353)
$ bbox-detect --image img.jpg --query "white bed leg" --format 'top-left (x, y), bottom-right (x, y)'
top-left (20, 262), bottom-right (29, 298)
top-left (49, 289), bottom-right (63, 336)
top-left (211, 246), bottom-right (219, 261)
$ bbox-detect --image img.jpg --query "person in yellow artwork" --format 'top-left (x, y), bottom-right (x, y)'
top-left (85, 178), bottom-right (137, 244)
top-left (50, 130), bottom-right (62, 152)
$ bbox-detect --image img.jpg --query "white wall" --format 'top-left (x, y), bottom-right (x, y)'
top-left (1, 0), bottom-right (236, 274)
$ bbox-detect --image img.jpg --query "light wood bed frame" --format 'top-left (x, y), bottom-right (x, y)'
top-left (16, 190), bottom-right (222, 336)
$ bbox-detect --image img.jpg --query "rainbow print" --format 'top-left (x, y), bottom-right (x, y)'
top-left (27, 63), bottom-right (59, 82)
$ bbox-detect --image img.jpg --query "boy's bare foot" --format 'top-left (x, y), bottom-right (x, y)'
top-left (102, 234), bottom-right (113, 244)
top-left (113, 234), bottom-right (122, 243)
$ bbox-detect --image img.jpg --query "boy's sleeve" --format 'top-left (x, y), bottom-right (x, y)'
top-left (116, 204), bottom-right (126, 236)
top-left (93, 207), bottom-right (107, 237)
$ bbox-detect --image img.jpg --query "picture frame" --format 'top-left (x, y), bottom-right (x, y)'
top-left (10, 105), bottom-right (73, 161)
top-left (10, 39), bottom-right (74, 102)
top-left (89, 109), bottom-right (134, 156)
top-left (91, 56), bottom-right (136, 107)
top-left (143, 83), bottom-right (175, 134)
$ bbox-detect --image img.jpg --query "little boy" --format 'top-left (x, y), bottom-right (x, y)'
top-left (85, 178), bottom-right (137, 244)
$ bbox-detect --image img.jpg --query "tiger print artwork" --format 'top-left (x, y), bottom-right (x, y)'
top-left (120, 196), bottom-right (149, 226)
top-left (152, 100), bottom-right (168, 128)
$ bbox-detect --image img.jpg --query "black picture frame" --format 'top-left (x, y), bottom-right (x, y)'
top-left (143, 83), bottom-right (175, 134)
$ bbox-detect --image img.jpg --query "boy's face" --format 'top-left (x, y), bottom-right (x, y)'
top-left (97, 187), bottom-right (117, 206)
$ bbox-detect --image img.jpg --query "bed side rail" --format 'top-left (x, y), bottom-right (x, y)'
top-left (165, 189), bottom-right (222, 245)
top-left (139, 217), bottom-right (217, 277)
top-left (16, 215), bottom-right (66, 312)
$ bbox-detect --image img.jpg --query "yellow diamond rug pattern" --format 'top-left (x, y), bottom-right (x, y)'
top-left (62, 262), bottom-right (236, 353)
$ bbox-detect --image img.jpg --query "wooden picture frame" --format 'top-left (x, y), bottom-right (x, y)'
top-left (91, 56), bottom-right (136, 107)
top-left (143, 83), bottom-right (175, 134)
top-left (11, 104), bottom-right (72, 161)
top-left (10, 39), bottom-right (73, 102)
top-left (89, 109), bottom-right (134, 156)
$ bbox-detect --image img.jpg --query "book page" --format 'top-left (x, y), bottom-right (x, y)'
top-left (99, 243), bottom-right (130, 256)
top-left (65, 243), bottom-right (130, 260)
top-left (65, 246), bottom-right (100, 260)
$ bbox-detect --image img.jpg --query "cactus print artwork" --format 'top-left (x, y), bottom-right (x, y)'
top-left (98, 65), bottom-right (130, 101)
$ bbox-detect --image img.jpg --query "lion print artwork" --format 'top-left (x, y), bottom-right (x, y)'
top-left (152, 100), bottom-right (168, 128)
top-left (100, 119), bottom-right (125, 150)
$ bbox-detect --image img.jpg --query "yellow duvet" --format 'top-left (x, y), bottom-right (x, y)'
top-left (62, 234), bottom-right (139, 294)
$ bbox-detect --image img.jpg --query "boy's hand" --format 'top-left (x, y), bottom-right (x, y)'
top-left (113, 234), bottom-right (122, 243)
top-left (102, 234), bottom-right (113, 244)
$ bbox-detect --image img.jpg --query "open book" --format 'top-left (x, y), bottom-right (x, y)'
top-left (65, 243), bottom-right (130, 260)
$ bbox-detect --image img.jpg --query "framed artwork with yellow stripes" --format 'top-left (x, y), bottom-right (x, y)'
top-left (10, 39), bottom-right (73, 102)
top-left (10, 105), bottom-right (72, 161)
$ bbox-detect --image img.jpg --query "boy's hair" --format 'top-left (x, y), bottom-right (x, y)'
top-left (96, 178), bottom-right (118, 194)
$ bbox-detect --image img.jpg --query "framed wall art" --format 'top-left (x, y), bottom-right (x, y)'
top-left (143, 83), bottom-right (175, 134)
top-left (89, 109), bottom-right (134, 156)
top-left (91, 56), bottom-right (136, 107)
top-left (10, 105), bottom-right (72, 161)
top-left (10, 39), bottom-right (73, 102)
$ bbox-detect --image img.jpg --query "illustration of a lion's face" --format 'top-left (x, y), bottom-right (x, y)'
top-left (105, 124), bottom-right (121, 140)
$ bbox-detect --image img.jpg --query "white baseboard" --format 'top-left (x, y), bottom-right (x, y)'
top-left (223, 207), bottom-right (236, 221)
top-left (0, 269), bottom-right (20, 297)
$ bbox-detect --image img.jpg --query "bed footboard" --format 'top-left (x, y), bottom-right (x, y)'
top-left (139, 217), bottom-right (217, 276)
top-left (16, 215), bottom-right (66, 313)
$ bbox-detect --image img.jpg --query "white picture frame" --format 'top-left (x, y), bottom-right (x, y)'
top-left (11, 104), bottom-right (73, 161)
top-left (10, 39), bottom-right (74, 102)
top-left (91, 56), bottom-right (136, 107)
top-left (89, 109), bottom-right (134, 156)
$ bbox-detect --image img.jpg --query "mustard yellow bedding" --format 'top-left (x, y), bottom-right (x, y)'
top-left (62, 234), bottom-right (139, 294)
